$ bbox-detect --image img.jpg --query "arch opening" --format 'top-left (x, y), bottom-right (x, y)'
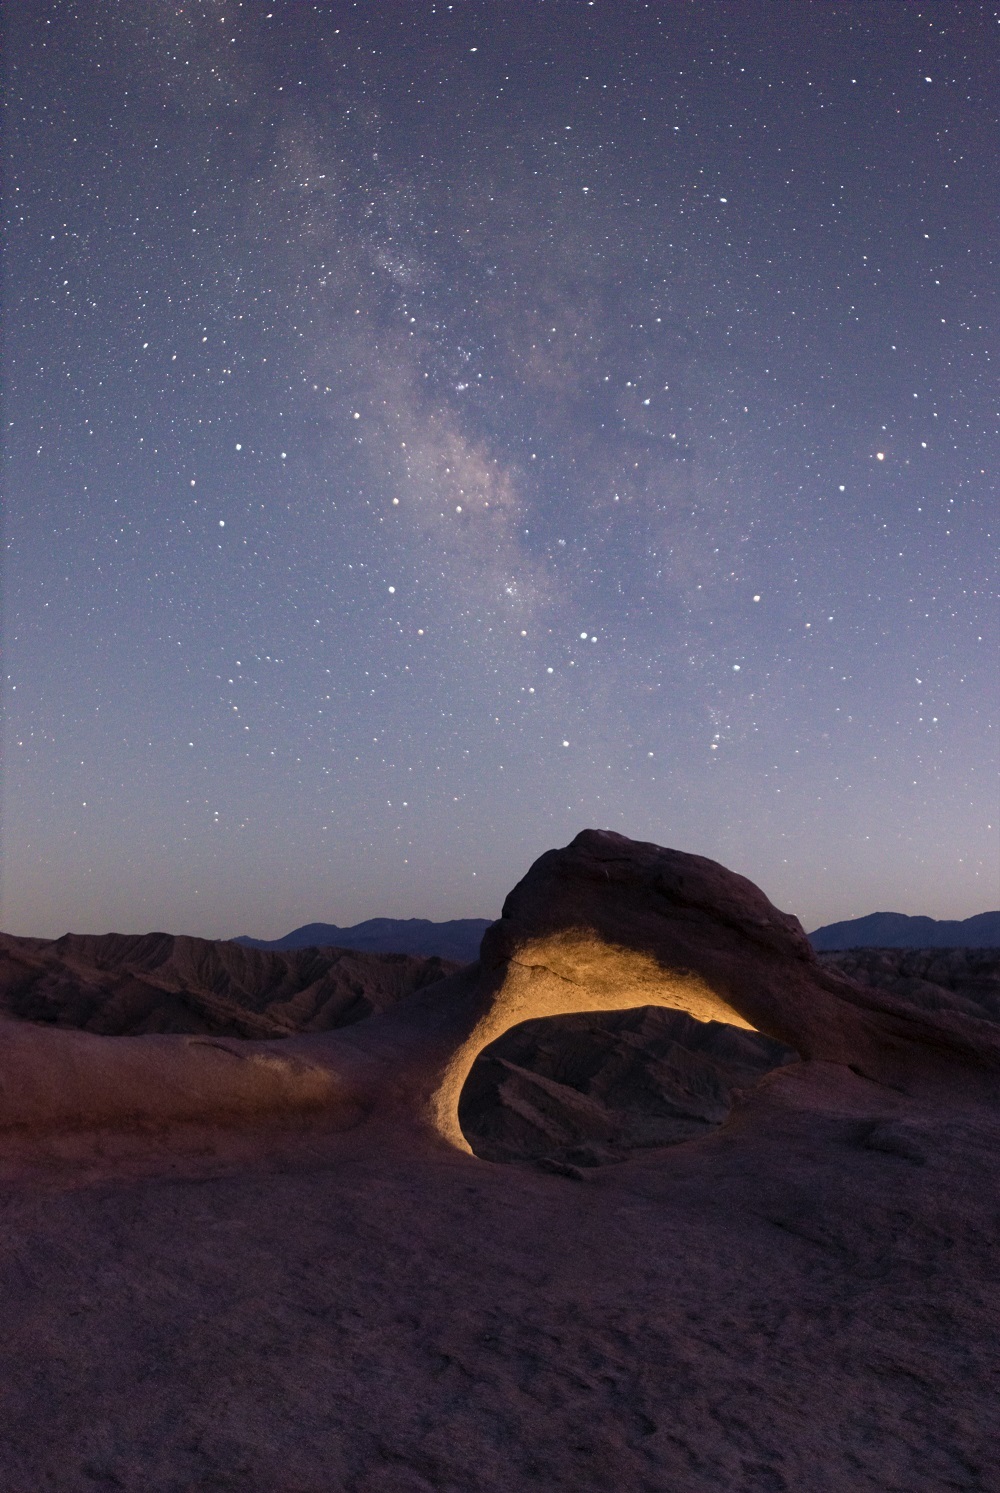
top-left (424, 932), bottom-right (800, 1160)
top-left (457, 1004), bottom-right (797, 1169)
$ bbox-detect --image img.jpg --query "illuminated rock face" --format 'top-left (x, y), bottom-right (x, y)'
top-left (417, 829), bottom-right (1000, 1150)
top-left (0, 830), bottom-right (998, 1153)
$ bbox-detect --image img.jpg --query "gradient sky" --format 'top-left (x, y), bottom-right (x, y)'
top-left (4, 0), bottom-right (997, 941)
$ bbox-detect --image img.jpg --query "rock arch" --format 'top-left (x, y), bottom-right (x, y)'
top-left (422, 932), bottom-right (758, 1153)
top-left (390, 830), bottom-right (1000, 1150)
top-left (0, 831), bottom-right (997, 1159)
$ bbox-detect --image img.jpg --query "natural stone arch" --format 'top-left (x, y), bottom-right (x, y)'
top-left (404, 828), bottom-right (1000, 1152)
top-left (424, 931), bottom-right (757, 1154)
top-left (0, 830), bottom-right (996, 1161)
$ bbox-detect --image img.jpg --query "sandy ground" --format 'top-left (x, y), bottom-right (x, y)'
top-left (1, 1062), bottom-right (998, 1493)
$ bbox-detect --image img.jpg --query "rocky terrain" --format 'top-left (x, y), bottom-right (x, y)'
top-left (2, 930), bottom-right (997, 1178)
top-left (0, 832), bottom-right (998, 1492)
top-left (0, 930), bottom-right (459, 1040)
top-left (820, 945), bottom-right (1000, 1023)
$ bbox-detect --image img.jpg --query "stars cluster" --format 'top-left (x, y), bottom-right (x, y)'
top-left (3, 1), bottom-right (997, 938)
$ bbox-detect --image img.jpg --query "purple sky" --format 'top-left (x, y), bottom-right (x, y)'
top-left (4, 1), bottom-right (997, 939)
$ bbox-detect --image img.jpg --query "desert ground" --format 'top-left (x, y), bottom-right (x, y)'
top-left (1, 831), bottom-right (997, 1493)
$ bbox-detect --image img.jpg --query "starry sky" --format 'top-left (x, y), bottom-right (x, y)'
top-left (4, 1), bottom-right (997, 941)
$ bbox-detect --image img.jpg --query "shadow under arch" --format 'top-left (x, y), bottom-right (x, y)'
top-left (457, 985), bottom-right (797, 1168)
top-left (421, 931), bottom-right (766, 1155)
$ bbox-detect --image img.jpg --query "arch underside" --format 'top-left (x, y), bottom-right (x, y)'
top-left (428, 933), bottom-right (757, 1153)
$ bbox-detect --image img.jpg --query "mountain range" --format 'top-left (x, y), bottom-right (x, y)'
top-left (235, 909), bottom-right (1000, 961)
top-left (808, 910), bottom-right (1000, 951)
top-left (234, 916), bottom-right (493, 964)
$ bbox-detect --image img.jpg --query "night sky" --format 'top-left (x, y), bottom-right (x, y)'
top-left (4, 1), bottom-right (997, 941)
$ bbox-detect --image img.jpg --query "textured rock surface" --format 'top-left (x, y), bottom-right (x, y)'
top-left (461, 1007), bottom-right (795, 1169)
top-left (820, 946), bottom-right (1000, 1025)
top-left (0, 830), bottom-right (998, 1492)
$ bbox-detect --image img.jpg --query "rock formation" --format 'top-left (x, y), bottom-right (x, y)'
top-left (1, 831), bottom-right (998, 1492)
top-left (1, 829), bottom-right (998, 1149)
top-left (7, 900), bottom-right (1000, 1176)
top-left (416, 830), bottom-right (1000, 1149)
top-left (0, 924), bottom-right (798, 1168)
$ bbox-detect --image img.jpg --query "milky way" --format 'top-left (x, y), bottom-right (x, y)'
top-left (4, 1), bottom-right (997, 938)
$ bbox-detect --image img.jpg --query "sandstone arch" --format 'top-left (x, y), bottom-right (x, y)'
top-left (423, 933), bottom-right (758, 1153)
top-left (371, 829), bottom-right (1000, 1151)
top-left (1, 830), bottom-right (997, 1161)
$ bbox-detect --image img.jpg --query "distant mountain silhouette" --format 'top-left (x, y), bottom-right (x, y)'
top-left (234, 917), bottom-right (493, 964)
top-left (809, 910), bottom-right (1000, 951)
